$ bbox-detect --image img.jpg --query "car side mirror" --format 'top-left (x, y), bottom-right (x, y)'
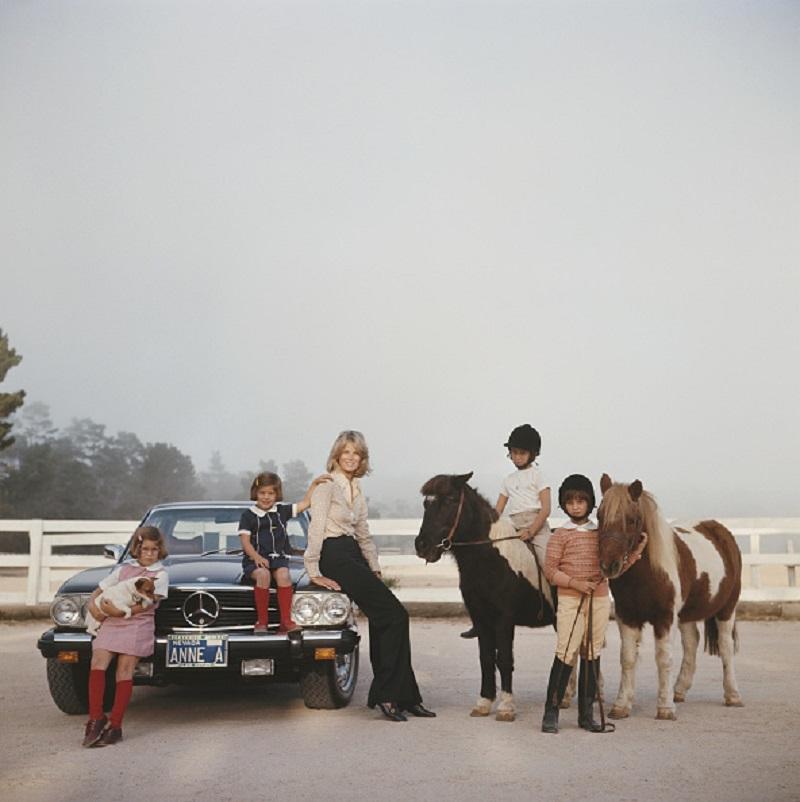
top-left (104, 544), bottom-right (125, 561)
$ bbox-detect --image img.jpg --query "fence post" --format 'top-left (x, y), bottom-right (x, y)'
top-left (749, 533), bottom-right (761, 589)
top-left (26, 520), bottom-right (43, 606)
top-left (39, 535), bottom-right (52, 604)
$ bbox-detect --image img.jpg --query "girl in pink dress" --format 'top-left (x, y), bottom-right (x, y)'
top-left (82, 526), bottom-right (169, 747)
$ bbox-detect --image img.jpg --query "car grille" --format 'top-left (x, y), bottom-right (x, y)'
top-left (155, 588), bottom-right (278, 632)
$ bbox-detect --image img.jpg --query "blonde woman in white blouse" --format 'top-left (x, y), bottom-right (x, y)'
top-left (305, 430), bottom-right (435, 722)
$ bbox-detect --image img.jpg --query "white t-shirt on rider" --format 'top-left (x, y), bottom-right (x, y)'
top-left (501, 463), bottom-right (550, 516)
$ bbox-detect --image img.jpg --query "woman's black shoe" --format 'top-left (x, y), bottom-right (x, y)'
top-left (404, 703), bottom-right (436, 718)
top-left (376, 702), bottom-right (407, 722)
top-left (460, 626), bottom-right (478, 639)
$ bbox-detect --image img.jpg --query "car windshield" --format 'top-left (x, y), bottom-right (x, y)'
top-left (132, 506), bottom-right (309, 557)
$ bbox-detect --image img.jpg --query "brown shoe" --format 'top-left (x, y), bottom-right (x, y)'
top-left (94, 726), bottom-right (123, 747)
top-left (82, 716), bottom-right (107, 748)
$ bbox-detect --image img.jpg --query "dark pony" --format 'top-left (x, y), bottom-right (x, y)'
top-left (598, 474), bottom-right (743, 720)
top-left (415, 473), bottom-right (555, 721)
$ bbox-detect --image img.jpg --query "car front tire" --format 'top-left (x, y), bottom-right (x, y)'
top-left (46, 659), bottom-right (116, 715)
top-left (299, 644), bottom-right (359, 709)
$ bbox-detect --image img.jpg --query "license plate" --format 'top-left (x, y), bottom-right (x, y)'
top-left (166, 634), bottom-right (228, 668)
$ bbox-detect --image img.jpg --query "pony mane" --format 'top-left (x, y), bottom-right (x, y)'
top-left (467, 483), bottom-right (499, 526)
top-left (420, 475), bottom-right (498, 527)
top-left (602, 483), bottom-right (678, 581)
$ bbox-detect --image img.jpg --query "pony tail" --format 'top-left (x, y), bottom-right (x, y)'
top-left (704, 617), bottom-right (720, 656)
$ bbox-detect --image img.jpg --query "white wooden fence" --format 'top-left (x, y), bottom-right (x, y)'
top-left (1, 517), bottom-right (799, 606)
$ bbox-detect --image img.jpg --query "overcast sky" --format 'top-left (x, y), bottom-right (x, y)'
top-left (2, 0), bottom-right (798, 517)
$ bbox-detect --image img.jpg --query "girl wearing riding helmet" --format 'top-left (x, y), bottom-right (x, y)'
top-left (541, 474), bottom-right (612, 734)
top-left (460, 424), bottom-right (551, 640)
top-left (495, 424), bottom-right (552, 564)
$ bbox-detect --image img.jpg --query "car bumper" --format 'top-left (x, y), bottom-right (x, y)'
top-left (38, 627), bottom-right (360, 679)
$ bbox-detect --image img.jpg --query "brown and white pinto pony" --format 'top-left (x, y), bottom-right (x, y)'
top-left (597, 474), bottom-right (743, 720)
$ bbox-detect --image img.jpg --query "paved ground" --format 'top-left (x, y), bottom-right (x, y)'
top-left (1, 619), bottom-right (798, 802)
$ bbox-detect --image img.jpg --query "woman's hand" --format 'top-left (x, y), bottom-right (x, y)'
top-left (519, 528), bottom-right (533, 542)
top-left (310, 575), bottom-right (341, 591)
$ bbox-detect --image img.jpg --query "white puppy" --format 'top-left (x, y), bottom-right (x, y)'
top-left (86, 576), bottom-right (156, 636)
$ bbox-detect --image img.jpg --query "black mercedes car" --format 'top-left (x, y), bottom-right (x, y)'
top-left (37, 502), bottom-right (360, 714)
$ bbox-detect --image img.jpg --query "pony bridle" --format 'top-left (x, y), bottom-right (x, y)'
top-left (437, 489), bottom-right (466, 553)
top-left (600, 513), bottom-right (643, 568)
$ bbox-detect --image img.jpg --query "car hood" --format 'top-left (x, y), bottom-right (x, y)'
top-left (56, 555), bottom-right (312, 594)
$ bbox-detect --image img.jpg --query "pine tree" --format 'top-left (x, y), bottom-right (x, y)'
top-left (0, 329), bottom-right (26, 451)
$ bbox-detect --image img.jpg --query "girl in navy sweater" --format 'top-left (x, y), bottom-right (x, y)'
top-left (239, 471), bottom-right (328, 633)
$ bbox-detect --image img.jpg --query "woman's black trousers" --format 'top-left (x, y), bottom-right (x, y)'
top-left (320, 536), bottom-right (422, 708)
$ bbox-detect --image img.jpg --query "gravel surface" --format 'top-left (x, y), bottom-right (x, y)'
top-left (1, 619), bottom-right (798, 802)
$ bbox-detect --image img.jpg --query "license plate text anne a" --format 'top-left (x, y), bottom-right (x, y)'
top-left (167, 634), bottom-right (228, 668)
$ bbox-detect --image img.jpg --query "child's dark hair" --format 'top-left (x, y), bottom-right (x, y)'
top-left (558, 474), bottom-right (596, 512)
top-left (130, 526), bottom-right (168, 559)
top-left (250, 471), bottom-right (283, 502)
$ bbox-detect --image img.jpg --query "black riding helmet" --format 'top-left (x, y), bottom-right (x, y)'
top-left (504, 424), bottom-right (541, 456)
top-left (558, 474), bottom-right (596, 512)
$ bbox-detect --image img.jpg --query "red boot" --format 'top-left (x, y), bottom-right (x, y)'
top-left (277, 586), bottom-right (300, 633)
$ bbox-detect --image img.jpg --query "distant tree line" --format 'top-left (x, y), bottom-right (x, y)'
top-left (0, 402), bottom-right (315, 519)
top-left (0, 330), bottom-right (413, 520)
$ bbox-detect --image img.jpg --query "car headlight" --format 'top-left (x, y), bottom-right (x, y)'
top-left (292, 592), bottom-right (350, 626)
top-left (292, 594), bottom-right (321, 625)
top-left (51, 594), bottom-right (90, 627)
top-left (322, 593), bottom-right (350, 624)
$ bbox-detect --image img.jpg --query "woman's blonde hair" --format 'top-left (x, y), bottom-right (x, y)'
top-left (326, 430), bottom-right (371, 477)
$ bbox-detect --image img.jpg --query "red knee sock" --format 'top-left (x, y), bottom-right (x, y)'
top-left (88, 669), bottom-right (106, 720)
top-left (254, 586), bottom-right (269, 627)
top-left (277, 586), bottom-right (297, 631)
top-left (109, 679), bottom-right (133, 729)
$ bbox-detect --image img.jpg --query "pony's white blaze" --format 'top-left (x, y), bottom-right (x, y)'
top-left (675, 526), bottom-right (726, 600)
top-left (490, 519), bottom-right (553, 605)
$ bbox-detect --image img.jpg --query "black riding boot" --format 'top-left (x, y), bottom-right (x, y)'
top-left (578, 657), bottom-right (604, 732)
top-left (541, 657), bottom-right (572, 733)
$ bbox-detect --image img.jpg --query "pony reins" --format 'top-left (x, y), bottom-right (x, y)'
top-left (555, 590), bottom-right (615, 734)
top-left (438, 489), bottom-right (466, 552)
top-left (437, 488), bottom-right (528, 551)
top-left (585, 591), bottom-right (615, 733)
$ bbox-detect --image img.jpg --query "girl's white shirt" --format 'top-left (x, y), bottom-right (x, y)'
top-left (501, 463), bottom-right (550, 515)
top-left (560, 519), bottom-right (598, 532)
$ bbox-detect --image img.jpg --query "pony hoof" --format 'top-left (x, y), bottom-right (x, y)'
top-left (656, 708), bottom-right (676, 721)
top-left (470, 697), bottom-right (493, 717)
top-left (673, 692), bottom-right (685, 703)
top-left (725, 698), bottom-right (744, 708)
top-left (608, 706), bottom-right (629, 719)
top-left (495, 710), bottom-right (515, 722)
top-left (559, 699), bottom-right (572, 710)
